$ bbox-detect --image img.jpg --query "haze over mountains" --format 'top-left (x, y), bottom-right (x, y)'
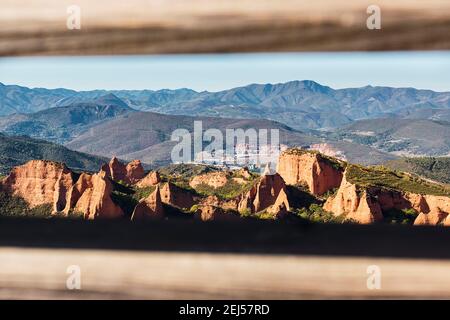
top-left (0, 80), bottom-right (450, 167)
top-left (0, 94), bottom-right (133, 144)
top-left (2, 80), bottom-right (450, 130)
top-left (65, 110), bottom-right (317, 165)
top-left (0, 134), bottom-right (106, 174)
top-left (328, 118), bottom-right (450, 156)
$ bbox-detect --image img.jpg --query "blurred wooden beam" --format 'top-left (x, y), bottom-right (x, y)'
top-left (2, 218), bottom-right (450, 298)
top-left (2, 247), bottom-right (450, 299)
top-left (1, 0), bottom-right (450, 56)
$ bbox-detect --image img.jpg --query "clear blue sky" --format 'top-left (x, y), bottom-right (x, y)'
top-left (0, 51), bottom-right (449, 92)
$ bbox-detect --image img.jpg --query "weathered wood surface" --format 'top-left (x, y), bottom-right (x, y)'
top-left (2, 247), bottom-right (450, 299)
top-left (1, 0), bottom-right (450, 55)
top-left (1, 219), bottom-right (450, 299)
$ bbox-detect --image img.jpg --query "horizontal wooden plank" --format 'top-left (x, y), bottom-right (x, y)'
top-left (1, 0), bottom-right (450, 55)
top-left (1, 247), bottom-right (450, 299)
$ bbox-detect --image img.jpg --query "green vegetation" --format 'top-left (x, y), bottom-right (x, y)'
top-left (258, 211), bottom-right (278, 220)
top-left (321, 187), bottom-right (339, 200)
top-left (0, 192), bottom-right (52, 218)
top-left (189, 204), bottom-right (200, 214)
top-left (133, 186), bottom-right (155, 201)
top-left (158, 163), bottom-right (218, 180)
top-left (295, 204), bottom-right (346, 224)
top-left (346, 164), bottom-right (450, 196)
top-left (158, 163), bottom-right (219, 190)
top-left (159, 163), bottom-right (259, 200)
top-left (0, 133), bottom-right (107, 174)
top-left (285, 185), bottom-right (320, 209)
top-left (383, 208), bottom-right (418, 225)
top-left (239, 208), bottom-right (252, 218)
top-left (284, 147), bottom-right (346, 171)
top-left (28, 204), bottom-right (53, 217)
top-left (386, 157), bottom-right (450, 184)
top-left (111, 180), bottom-right (156, 217)
top-left (194, 178), bottom-right (257, 200)
top-left (65, 209), bottom-right (84, 219)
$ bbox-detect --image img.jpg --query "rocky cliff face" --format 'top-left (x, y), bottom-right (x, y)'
top-left (194, 204), bottom-right (240, 222)
top-left (408, 194), bottom-right (450, 226)
top-left (1, 160), bottom-right (124, 219)
top-left (323, 174), bottom-right (383, 224)
top-left (277, 150), bottom-right (344, 196)
top-left (160, 182), bottom-right (195, 210)
top-left (101, 157), bottom-right (145, 185)
top-left (131, 185), bottom-right (164, 220)
top-left (5, 154), bottom-right (450, 225)
top-left (63, 172), bottom-right (124, 219)
top-left (1, 160), bottom-right (75, 213)
top-left (189, 171), bottom-right (229, 189)
top-left (192, 195), bottom-right (240, 221)
top-left (136, 171), bottom-right (161, 188)
top-left (266, 187), bottom-right (290, 217)
top-left (238, 173), bottom-right (290, 217)
top-left (125, 160), bottom-right (146, 184)
top-left (324, 171), bottom-right (450, 225)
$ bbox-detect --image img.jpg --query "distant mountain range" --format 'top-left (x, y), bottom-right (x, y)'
top-left (0, 133), bottom-right (107, 174)
top-left (0, 90), bottom-right (395, 165)
top-left (0, 94), bottom-right (133, 144)
top-left (386, 157), bottom-right (450, 184)
top-left (1, 80), bottom-right (450, 166)
top-left (2, 80), bottom-right (450, 131)
top-left (328, 118), bottom-right (450, 156)
top-left (65, 110), bottom-right (318, 166)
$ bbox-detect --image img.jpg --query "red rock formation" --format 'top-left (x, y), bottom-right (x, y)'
top-left (136, 171), bottom-right (161, 188)
top-left (104, 157), bottom-right (127, 181)
top-left (195, 205), bottom-right (240, 221)
top-left (101, 157), bottom-right (145, 185)
top-left (197, 194), bottom-right (240, 213)
top-left (1, 160), bottom-right (75, 213)
top-left (63, 172), bottom-right (124, 219)
top-left (410, 194), bottom-right (450, 226)
top-left (0, 160), bottom-right (124, 219)
top-left (126, 160), bottom-right (145, 184)
top-left (200, 195), bottom-right (221, 207)
top-left (99, 163), bottom-right (110, 178)
top-left (131, 185), bottom-right (164, 220)
top-left (189, 171), bottom-right (229, 189)
top-left (276, 150), bottom-right (344, 196)
top-left (160, 182), bottom-right (195, 210)
top-left (323, 175), bottom-right (383, 224)
top-left (414, 208), bottom-right (446, 225)
top-left (238, 173), bottom-right (290, 215)
top-left (266, 187), bottom-right (290, 218)
top-left (237, 185), bottom-right (257, 213)
top-left (443, 213), bottom-right (450, 227)
top-left (324, 171), bottom-right (450, 225)
top-left (238, 167), bottom-right (252, 179)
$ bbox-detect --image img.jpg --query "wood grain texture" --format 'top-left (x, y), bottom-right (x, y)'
top-left (1, 0), bottom-right (450, 55)
top-left (1, 219), bottom-right (450, 299)
top-left (1, 247), bottom-right (450, 299)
